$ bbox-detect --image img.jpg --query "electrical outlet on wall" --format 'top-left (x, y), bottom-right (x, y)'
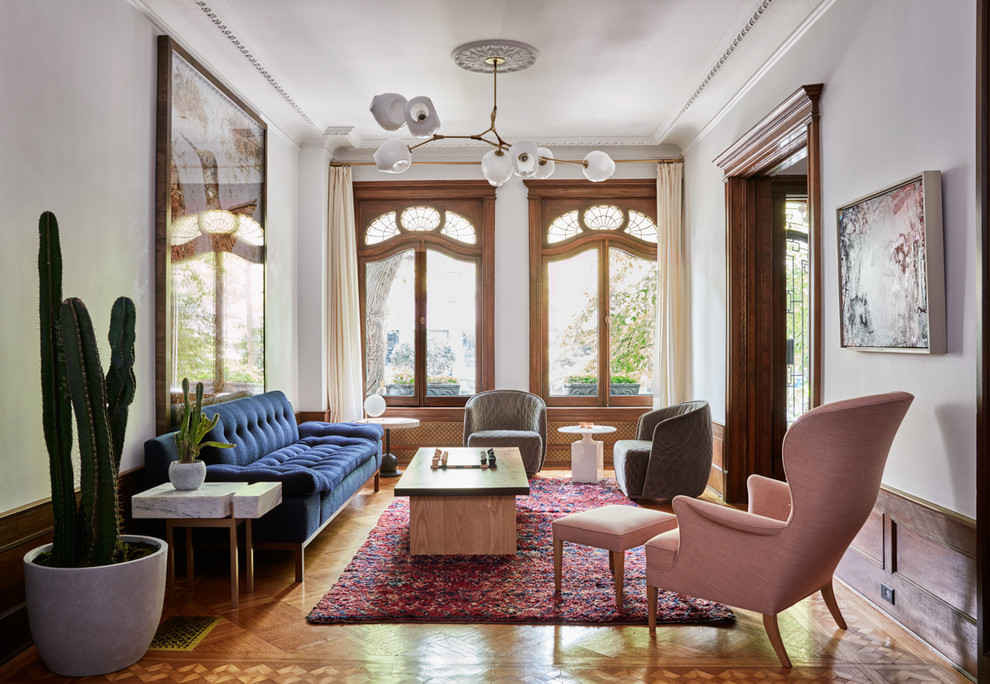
top-left (880, 583), bottom-right (895, 604)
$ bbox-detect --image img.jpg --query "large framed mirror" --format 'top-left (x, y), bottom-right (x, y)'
top-left (155, 36), bottom-right (267, 434)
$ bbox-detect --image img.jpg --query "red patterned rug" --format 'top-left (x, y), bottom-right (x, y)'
top-left (307, 477), bottom-right (734, 626)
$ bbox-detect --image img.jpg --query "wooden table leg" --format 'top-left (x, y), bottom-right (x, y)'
top-left (228, 519), bottom-right (239, 609)
top-left (245, 518), bottom-right (254, 594)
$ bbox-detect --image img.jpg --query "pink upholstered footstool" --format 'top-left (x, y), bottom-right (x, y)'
top-left (552, 505), bottom-right (677, 609)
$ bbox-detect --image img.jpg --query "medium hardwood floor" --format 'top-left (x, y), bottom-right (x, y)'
top-left (1, 471), bottom-right (971, 683)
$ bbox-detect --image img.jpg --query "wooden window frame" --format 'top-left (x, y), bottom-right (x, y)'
top-left (526, 179), bottom-right (658, 408)
top-left (354, 180), bottom-right (495, 408)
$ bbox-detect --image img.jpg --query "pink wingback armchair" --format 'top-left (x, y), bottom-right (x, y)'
top-left (644, 391), bottom-right (913, 668)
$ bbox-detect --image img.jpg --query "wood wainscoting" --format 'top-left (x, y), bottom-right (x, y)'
top-left (0, 468), bottom-right (147, 666)
top-left (836, 487), bottom-right (977, 678)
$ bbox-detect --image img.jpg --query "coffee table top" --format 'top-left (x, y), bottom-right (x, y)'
top-left (394, 447), bottom-right (530, 497)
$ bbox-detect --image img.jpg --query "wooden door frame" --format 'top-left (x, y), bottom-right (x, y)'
top-left (714, 84), bottom-right (823, 503)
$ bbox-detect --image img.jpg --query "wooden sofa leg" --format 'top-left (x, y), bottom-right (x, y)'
top-left (821, 580), bottom-right (847, 630)
top-left (763, 613), bottom-right (791, 668)
top-left (294, 546), bottom-right (304, 583)
top-left (374, 471), bottom-right (380, 492)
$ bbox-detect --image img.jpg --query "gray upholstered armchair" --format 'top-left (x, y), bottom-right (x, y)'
top-left (463, 390), bottom-right (547, 476)
top-left (612, 400), bottom-right (712, 500)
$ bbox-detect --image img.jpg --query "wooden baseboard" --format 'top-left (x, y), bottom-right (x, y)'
top-left (836, 486), bottom-right (977, 677)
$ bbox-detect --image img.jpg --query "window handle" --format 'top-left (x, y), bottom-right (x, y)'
top-left (420, 316), bottom-right (426, 325)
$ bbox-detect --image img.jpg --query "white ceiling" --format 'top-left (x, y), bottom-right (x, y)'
top-left (134, 0), bottom-right (830, 157)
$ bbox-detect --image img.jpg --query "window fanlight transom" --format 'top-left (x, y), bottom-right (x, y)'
top-left (365, 206), bottom-right (477, 245)
top-left (546, 205), bottom-right (657, 245)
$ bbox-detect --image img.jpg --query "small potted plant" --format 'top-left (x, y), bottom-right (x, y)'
top-left (609, 374), bottom-right (641, 396)
top-left (385, 371), bottom-right (415, 396)
top-left (564, 374), bottom-right (598, 395)
top-left (170, 377), bottom-right (234, 490)
top-left (427, 374), bottom-right (460, 396)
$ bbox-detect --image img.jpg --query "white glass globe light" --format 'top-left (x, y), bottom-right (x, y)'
top-left (509, 140), bottom-right (539, 178)
top-left (364, 394), bottom-right (386, 418)
top-left (370, 93), bottom-right (408, 131)
top-left (583, 150), bottom-right (616, 182)
top-left (533, 147), bottom-right (555, 179)
top-left (373, 138), bottom-right (412, 173)
top-left (404, 96), bottom-right (441, 137)
top-left (481, 149), bottom-right (514, 187)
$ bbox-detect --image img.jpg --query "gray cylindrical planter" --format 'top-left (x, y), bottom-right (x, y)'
top-left (23, 534), bottom-right (168, 677)
top-left (169, 460), bottom-right (207, 490)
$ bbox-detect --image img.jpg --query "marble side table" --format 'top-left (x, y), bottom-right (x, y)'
top-left (132, 481), bottom-right (282, 608)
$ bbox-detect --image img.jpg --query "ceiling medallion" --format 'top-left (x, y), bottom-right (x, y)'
top-left (450, 39), bottom-right (539, 74)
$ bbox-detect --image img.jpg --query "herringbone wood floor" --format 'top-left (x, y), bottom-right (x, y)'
top-left (0, 472), bottom-right (971, 683)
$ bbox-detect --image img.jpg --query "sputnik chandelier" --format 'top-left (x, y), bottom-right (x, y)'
top-left (369, 40), bottom-right (616, 186)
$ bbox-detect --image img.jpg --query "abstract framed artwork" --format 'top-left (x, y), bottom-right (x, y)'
top-left (155, 36), bottom-right (267, 433)
top-left (836, 170), bottom-right (944, 353)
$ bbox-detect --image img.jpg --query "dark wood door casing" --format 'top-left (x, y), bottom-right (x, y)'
top-left (716, 84), bottom-right (822, 503)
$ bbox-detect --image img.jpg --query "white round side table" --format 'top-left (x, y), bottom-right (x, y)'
top-left (558, 425), bottom-right (616, 484)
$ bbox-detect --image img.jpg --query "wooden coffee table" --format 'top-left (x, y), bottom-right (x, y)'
top-left (394, 447), bottom-right (529, 555)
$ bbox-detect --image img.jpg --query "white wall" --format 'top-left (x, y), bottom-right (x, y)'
top-left (683, 0), bottom-right (976, 517)
top-left (0, 0), bottom-right (301, 514)
top-left (265, 130), bottom-right (302, 406)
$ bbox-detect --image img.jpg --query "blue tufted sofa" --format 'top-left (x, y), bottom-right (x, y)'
top-left (143, 391), bottom-right (383, 581)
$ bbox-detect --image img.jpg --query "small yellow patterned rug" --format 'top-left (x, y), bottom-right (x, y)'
top-left (148, 616), bottom-right (222, 651)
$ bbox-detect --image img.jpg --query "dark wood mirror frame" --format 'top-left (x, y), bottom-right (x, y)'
top-left (977, 2), bottom-right (989, 679)
top-left (154, 36), bottom-right (268, 435)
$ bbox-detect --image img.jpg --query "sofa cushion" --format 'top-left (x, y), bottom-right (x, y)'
top-left (200, 391), bottom-right (300, 466)
top-left (206, 421), bottom-right (383, 496)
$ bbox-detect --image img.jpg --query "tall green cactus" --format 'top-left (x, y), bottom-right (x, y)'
top-left (37, 212), bottom-right (136, 567)
top-left (38, 212), bottom-right (75, 567)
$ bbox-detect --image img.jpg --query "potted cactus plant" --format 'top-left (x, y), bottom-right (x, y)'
top-left (22, 212), bottom-right (167, 677)
top-left (170, 377), bottom-right (234, 490)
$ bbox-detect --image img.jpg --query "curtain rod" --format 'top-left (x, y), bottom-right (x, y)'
top-left (331, 158), bottom-right (682, 167)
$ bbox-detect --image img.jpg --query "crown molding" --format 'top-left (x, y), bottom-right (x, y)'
top-left (653, 0), bottom-right (775, 144)
top-left (191, 0), bottom-right (324, 135)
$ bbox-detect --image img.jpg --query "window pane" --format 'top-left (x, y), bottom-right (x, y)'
top-left (785, 199), bottom-right (811, 425)
top-left (609, 248), bottom-right (655, 396)
top-left (548, 250), bottom-right (599, 395)
top-left (426, 250), bottom-right (477, 396)
top-left (364, 250), bottom-right (415, 396)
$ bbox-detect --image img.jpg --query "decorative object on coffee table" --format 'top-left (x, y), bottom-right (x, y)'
top-left (558, 424), bottom-right (616, 484)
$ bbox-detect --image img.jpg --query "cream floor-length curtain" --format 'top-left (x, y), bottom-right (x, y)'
top-left (326, 165), bottom-right (364, 422)
top-left (654, 161), bottom-right (690, 407)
